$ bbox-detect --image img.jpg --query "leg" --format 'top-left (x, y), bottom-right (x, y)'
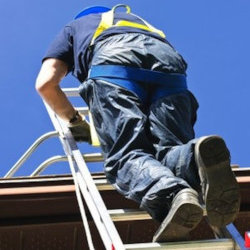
top-left (79, 79), bottom-right (191, 222)
top-left (149, 90), bottom-right (201, 190)
top-left (145, 91), bottom-right (203, 241)
top-left (149, 90), bottom-right (240, 228)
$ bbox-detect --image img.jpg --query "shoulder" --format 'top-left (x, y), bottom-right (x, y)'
top-left (66, 14), bottom-right (102, 32)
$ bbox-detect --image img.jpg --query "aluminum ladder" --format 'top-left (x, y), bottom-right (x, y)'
top-left (5, 87), bottom-right (246, 250)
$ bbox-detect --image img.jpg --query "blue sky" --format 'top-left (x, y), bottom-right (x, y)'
top-left (1, 0), bottom-right (249, 177)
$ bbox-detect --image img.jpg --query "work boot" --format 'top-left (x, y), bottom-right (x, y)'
top-left (153, 188), bottom-right (203, 242)
top-left (195, 135), bottom-right (240, 227)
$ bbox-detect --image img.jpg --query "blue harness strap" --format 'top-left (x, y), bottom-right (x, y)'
top-left (88, 65), bottom-right (188, 103)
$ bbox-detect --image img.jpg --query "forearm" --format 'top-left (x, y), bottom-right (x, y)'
top-left (38, 84), bottom-right (76, 121)
top-left (36, 58), bottom-right (77, 122)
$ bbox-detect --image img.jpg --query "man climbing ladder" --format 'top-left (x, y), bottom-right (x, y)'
top-left (35, 4), bottom-right (240, 242)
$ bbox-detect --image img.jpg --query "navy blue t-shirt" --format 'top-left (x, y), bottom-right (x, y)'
top-left (43, 12), bottom-right (179, 82)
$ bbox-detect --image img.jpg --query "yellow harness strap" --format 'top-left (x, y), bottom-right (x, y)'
top-left (90, 4), bottom-right (166, 46)
top-left (88, 111), bottom-right (100, 146)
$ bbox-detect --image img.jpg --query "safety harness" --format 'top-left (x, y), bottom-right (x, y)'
top-left (77, 4), bottom-right (188, 102)
top-left (88, 65), bottom-right (187, 104)
top-left (90, 4), bottom-right (166, 45)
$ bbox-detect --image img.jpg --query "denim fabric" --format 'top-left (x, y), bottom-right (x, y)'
top-left (91, 33), bottom-right (187, 75)
top-left (79, 33), bottom-right (201, 222)
top-left (79, 79), bottom-right (200, 222)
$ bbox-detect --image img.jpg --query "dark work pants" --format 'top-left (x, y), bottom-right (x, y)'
top-left (80, 79), bottom-right (200, 222)
top-left (80, 33), bottom-right (201, 222)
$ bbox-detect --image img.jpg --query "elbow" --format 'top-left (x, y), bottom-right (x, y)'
top-left (35, 58), bottom-right (67, 95)
top-left (35, 78), bottom-right (54, 96)
top-left (35, 78), bottom-right (46, 94)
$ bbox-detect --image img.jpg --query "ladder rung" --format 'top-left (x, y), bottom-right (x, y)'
top-left (109, 209), bottom-right (151, 221)
top-left (124, 238), bottom-right (239, 250)
top-left (95, 179), bottom-right (115, 190)
top-left (77, 107), bottom-right (89, 116)
top-left (61, 88), bottom-right (80, 97)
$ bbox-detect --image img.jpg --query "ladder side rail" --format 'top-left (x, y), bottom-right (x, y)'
top-left (66, 152), bottom-right (95, 250)
top-left (212, 223), bottom-right (245, 249)
top-left (226, 223), bottom-right (245, 250)
top-left (61, 88), bottom-right (125, 249)
top-left (44, 104), bottom-right (109, 250)
top-left (75, 171), bottom-right (116, 249)
top-left (44, 102), bottom-right (125, 250)
top-left (72, 148), bottom-right (125, 250)
top-left (5, 131), bottom-right (59, 178)
top-left (31, 153), bottom-right (103, 176)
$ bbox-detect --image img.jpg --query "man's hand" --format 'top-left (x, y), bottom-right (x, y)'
top-left (68, 112), bottom-right (91, 143)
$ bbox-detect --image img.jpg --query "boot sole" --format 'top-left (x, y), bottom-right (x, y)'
top-left (153, 201), bottom-right (203, 242)
top-left (195, 136), bottom-right (240, 227)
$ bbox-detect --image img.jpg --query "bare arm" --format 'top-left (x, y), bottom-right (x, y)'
top-left (35, 58), bottom-right (76, 122)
